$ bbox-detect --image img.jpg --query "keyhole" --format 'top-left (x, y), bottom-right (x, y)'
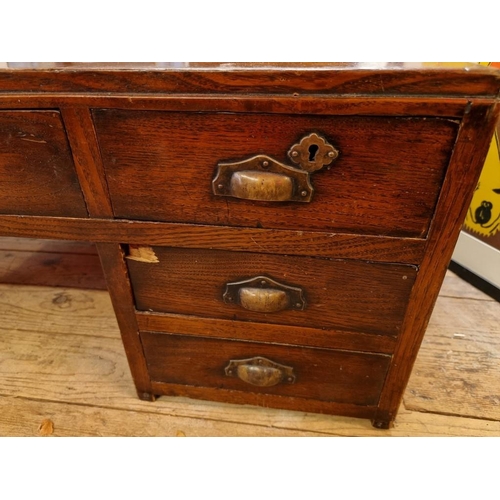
top-left (308, 144), bottom-right (319, 162)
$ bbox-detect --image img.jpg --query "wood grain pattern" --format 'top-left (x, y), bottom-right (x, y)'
top-left (1, 64), bottom-right (499, 95)
top-left (96, 243), bottom-right (153, 398)
top-left (149, 382), bottom-right (378, 420)
top-left (136, 312), bottom-right (397, 354)
top-left (141, 332), bottom-right (391, 407)
top-left (0, 216), bottom-right (426, 263)
top-left (61, 107), bottom-right (114, 217)
top-left (374, 102), bottom-right (500, 426)
top-left (94, 110), bottom-right (458, 238)
top-left (0, 395), bottom-right (323, 437)
top-left (128, 246), bottom-right (416, 336)
top-left (404, 296), bottom-right (500, 421)
top-left (0, 319), bottom-right (140, 404)
top-left (4, 389), bottom-right (500, 436)
top-left (0, 94), bottom-right (474, 117)
top-left (0, 111), bottom-right (87, 217)
top-left (0, 285), bottom-right (118, 338)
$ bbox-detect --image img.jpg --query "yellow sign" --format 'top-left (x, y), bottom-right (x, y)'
top-left (463, 62), bottom-right (500, 238)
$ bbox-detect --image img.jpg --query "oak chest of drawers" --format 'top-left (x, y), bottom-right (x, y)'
top-left (0, 62), bottom-right (499, 428)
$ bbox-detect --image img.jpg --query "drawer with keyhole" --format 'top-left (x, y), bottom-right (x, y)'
top-left (93, 109), bottom-right (458, 237)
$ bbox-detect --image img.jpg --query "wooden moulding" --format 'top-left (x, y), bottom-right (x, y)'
top-left (136, 312), bottom-right (398, 354)
top-left (0, 216), bottom-right (426, 264)
top-left (0, 95), bottom-right (476, 117)
top-left (149, 381), bottom-right (379, 420)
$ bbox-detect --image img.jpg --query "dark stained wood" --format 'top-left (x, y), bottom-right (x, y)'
top-left (0, 111), bottom-right (87, 217)
top-left (0, 248), bottom-right (106, 290)
top-left (374, 102), bottom-right (500, 427)
top-left (150, 381), bottom-right (378, 420)
top-left (0, 63), bottom-right (499, 95)
top-left (127, 247), bottom-right (417, 336)
top-left (136, 312), bottom-right (397, 354)
top-left (94, 110), bottom-right (458, 238)
top-left (95, 243), bottom-right (153, 399)
top-left (0, 238), bottom-right (105, 289)
top-left (0, 94), bottom-right (474, 117)
top-left (0, 216), bottom-right (426, 264)
top-left (0, 63), bottom-right (498, 428)
top-left (61, 108), bottom-right (114, 218)
top-left (141, 332), bottom-right (391, 407)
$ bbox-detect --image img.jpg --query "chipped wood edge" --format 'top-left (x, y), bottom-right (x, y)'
top-left (126, 245), bottom-right (159, 263)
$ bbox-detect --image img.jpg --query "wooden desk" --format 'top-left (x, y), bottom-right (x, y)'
top-left (0, 62), bottom-right (498, 428)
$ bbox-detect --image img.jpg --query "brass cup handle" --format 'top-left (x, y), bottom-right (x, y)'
top-left (228, 169), bottom-right (295, 202)
top-left (225, 357), bottom-right (296, 387)
top-left (213, 156), bottom-right (312, 202)
top-left (238, 287), bottom-right (289, 313)
top-left (223, 276), bottom-right (306, 313)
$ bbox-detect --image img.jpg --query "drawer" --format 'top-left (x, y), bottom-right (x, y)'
top-left (127, 246), bottom-right (417, 337)
top-left (141, 332), bottom-right (391, 407)
top-left (0, 111), bottom-right (87, 217)
top-left (93, 110), bottom-right (458, 238)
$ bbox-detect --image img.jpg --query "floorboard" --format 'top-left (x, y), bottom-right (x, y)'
top-left (0, 395), bottom-right (324, 437)
top-left (404, 296), bottom-right (500, 420)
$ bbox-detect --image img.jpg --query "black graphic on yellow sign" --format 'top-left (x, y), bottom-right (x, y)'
top-left (464, 132), bottom-right (500, 237)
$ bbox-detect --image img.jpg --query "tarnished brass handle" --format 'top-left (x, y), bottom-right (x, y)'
top-left (225, 357), bottom-right (296, 387)
top-left (213, 155), bottom-right (312, 202)
top-left (223, 276), bottom-right (306, 313)
top-left (239, 287), bottom-right (289, 313)
top-left (229, 169), bottom-right (294, 202)
top-left (212, 133), bottom-right (339, 203)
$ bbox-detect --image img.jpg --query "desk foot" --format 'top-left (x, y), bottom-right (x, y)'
top-left (371, 418), bottom-right (392, 429)
top-left (138, 391), bottom-right (156, 402)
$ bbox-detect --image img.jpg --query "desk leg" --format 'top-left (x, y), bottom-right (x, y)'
top-left (96, 242), bottom-right (155, 401)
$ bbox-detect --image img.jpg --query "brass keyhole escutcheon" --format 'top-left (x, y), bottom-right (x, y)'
top-left (288, 132), bottom-right (339, 173)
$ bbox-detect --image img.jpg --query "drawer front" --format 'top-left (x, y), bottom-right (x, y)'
top-left (127, 247), bottom-right (417, 337)
top-left (0, 111), bottom-right (87, 217)
top-left (141, 332), bottom-right (391, 406)
top-left (93, 110), bottom-right (458, 238)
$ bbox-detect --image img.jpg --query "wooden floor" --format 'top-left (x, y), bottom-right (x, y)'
top-left (0, 237), bottom-right (499, 436)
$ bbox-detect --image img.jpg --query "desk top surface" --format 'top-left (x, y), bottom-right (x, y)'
top-left (0, 62), bottom-right (499, 96)
top-left (1, 62), bottom-right (496, 70)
